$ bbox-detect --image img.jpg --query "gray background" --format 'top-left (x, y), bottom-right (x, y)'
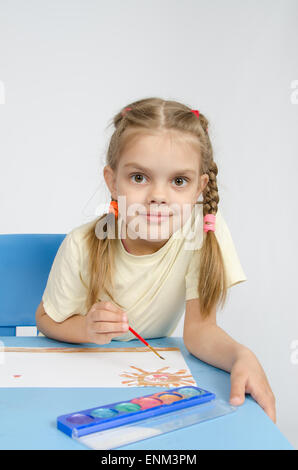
top-left (0, 0), bottom-right (297, 448)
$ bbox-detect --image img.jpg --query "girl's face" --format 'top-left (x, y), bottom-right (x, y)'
top-left (104, 131), bottom-right (209, 248)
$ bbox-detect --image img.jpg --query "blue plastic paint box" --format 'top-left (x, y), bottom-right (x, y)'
top-left (57, 385), bottom-right (215, 437)
top-left (57, 386), bottom-right (237, 449)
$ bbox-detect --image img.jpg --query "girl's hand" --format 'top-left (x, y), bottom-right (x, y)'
top-left (84, 301), bottom-right (129, 344)
top-left (229, 348), bottom-right (276, 423)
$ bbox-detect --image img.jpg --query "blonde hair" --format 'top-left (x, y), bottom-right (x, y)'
top-left (81, 97), bottom-right (228, 319)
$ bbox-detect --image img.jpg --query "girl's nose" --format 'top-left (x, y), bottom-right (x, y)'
top-left (148, 191), bottom-right (168, 205)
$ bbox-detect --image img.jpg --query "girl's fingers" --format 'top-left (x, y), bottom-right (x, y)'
top-left (262, 399), bottom-right (276, 423)
top-left (86, 302), bottom-right (128, 345)
top-left (90, 302), bottom-right (128, 322)
top-left (250, 388), bottom-right (276, 423)
top-left (229, 371), bottom-right (247, 405)
top-left (101, 301), bottom-right (124, 314)
top-left (92, 332), bottom-right (123, 345)
top-left (93, 321), bottom-right (129, 334)
top-left (93, 310), bottom-right (127, 323)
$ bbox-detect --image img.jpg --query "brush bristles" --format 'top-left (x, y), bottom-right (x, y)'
top-left (148, 345), bottom-right (165, 360)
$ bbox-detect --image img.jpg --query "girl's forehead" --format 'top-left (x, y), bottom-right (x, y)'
top-left (122, 129), bottom-right (197, 148)
top-left (120, 132), bottom-right (201, 163)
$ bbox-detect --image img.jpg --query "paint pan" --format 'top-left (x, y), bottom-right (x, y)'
top-left (57, 386), bottom-right (237, 449)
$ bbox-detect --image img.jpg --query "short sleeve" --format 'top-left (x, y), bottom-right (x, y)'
top-left (185, 209), bottom-right (247, 301)
top-left (42, 231), bottom-right (87, 322)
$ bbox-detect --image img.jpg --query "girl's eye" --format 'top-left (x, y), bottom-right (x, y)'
top-left (130, 174), bottom-right (147, 184)
top-left (130, 174), bottom-right (189, 187)
top-left (173, 177), bottom-right (188, 187)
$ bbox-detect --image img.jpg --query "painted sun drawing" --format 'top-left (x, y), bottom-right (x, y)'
top-left (119, 365), bottom-right (196, 387)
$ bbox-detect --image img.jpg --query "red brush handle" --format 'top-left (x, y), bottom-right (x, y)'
top-left (129, 326), bottom-right (149, 347)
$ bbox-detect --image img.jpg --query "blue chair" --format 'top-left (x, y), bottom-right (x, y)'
top-left (0, 234), bottom-right (66, 336)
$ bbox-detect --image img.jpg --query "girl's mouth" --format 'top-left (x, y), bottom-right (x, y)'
top-left (142, 213), bottom-right (172, 223)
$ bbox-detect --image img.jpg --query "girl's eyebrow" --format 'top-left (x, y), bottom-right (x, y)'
top-left (123, 162), bottom-right (196, 175)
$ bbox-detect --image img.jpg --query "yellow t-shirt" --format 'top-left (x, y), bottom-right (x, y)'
top-left (41, 205), bottom-right (247, 341)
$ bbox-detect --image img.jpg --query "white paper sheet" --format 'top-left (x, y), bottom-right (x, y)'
top-left (0, 347), bottom-right (197, 388)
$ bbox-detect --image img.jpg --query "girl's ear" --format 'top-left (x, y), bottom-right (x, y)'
top-left (201, 173), bottom-right (209, 191)
top-left (196, 173), bottom-right (209, 200)
top-left (103, 165), bottom-right (117, 199)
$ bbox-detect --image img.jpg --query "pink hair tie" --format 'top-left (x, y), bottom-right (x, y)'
top-left (121, 107), bottom-right (132, 116)
top-left (203, 214), bottom-right (216, 233)
top-left (191, 109), bottom-right (200, 119)
top-left (191, 109), bottom-right (208, 133)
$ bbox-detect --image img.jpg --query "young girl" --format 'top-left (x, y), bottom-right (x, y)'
top-left (36, 97), bottom-right (276, 423)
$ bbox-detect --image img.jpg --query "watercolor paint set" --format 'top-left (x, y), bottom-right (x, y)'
top-left (57, 385), bottom-right (237, 449)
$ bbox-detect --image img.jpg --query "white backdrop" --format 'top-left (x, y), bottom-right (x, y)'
top-left (0, 0), bottom-right (297, 448)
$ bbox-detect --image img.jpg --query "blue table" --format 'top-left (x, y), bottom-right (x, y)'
top-left (0, 336), bottom-right (294, 450)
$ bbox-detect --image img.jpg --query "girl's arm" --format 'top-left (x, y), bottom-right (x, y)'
top-left (35, 300), bottom-right (129, 345)
top-left (183, 298), bottom-right (248, 372)
top-left (183, 298), bottom-right (276, 422)
top-left (36, 301), bottom-right (88, 344)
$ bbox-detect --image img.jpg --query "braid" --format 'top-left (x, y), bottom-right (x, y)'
top-left (203, 161), bottom-right (219, 217)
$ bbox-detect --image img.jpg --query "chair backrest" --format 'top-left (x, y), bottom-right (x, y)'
top-left (0, 234), bottom-right (66, 335)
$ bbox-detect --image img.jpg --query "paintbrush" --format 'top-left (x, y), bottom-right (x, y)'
top-left (79, 272), bottom-right (165, 360)
top-left (127, 326), bottom-right (165, 360)
top-left (100, 305), bottom-right (165, 360)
